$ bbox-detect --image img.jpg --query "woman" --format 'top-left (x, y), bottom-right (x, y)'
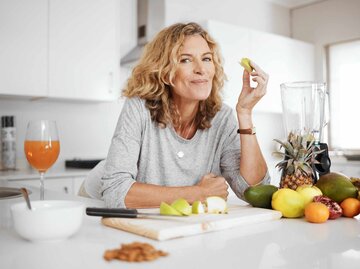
top-left (84, 22), bottom-right (270, 208)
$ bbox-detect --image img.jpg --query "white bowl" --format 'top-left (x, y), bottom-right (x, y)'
top-left (11, 200), bottom-right (84, 242)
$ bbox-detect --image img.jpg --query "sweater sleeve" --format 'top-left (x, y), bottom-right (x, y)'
top-left (101, 97), bottom-right (144, 208)
top-left (220, 112), bottom-right (271, 200)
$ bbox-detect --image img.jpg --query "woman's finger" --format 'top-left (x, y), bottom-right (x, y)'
top-left (242, 69), bottom-right (251, 88)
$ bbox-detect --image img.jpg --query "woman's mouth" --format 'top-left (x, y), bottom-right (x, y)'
top-left (191, 79), bottom-right (208, 84)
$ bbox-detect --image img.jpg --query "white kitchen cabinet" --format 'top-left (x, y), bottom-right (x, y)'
top-left (14, 177), bottom-right (74, 195)
top-left (0, 0), bottom-right (120, 101)
top-left (331, 162), bottom-right (360, 178)
top-left (249, 30), bottom-right (315, 113)
top-left (205, 20), bottom-right (315, 113)
top-left (0, 0), bottom-right (48, 97)
top-left (48, 0), bottom-right (120, 101)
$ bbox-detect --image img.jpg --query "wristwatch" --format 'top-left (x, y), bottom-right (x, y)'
top-left (237, 127), bottom-right (256, 135)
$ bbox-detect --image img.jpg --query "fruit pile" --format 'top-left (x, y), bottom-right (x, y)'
top-left (159, 196), bottom-right (227, 216)
top-left (244, 172), bottom-right (360, 223)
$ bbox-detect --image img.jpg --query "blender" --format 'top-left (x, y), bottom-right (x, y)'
top-left (280, 81), bottom-right (331, 182)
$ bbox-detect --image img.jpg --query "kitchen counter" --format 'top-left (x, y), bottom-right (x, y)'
top-left (0, 165), bottom-right (91, 181)
top-left (1, 182), bottom-right (360, 269)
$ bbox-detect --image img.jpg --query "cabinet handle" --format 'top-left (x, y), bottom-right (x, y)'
top-left (64, 186), bottom-right (69, 194)
top-left (108, 72), bottom-right (113, 94)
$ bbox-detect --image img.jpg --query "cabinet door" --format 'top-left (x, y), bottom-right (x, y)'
top-left (0, 0), bottom-right (48, 97)
top-left (250, 30), bottom-right (315, 113)
top-left (15, 177), bottom-right (74, 195)
top-left (48, 0), bottom-right (120, 101)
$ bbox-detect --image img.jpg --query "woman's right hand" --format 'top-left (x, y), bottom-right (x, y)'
top-left (196, 173), bottom-right (229, 200)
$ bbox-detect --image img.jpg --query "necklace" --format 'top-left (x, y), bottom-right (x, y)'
top-left (176, 117), bottom-right (195, 158)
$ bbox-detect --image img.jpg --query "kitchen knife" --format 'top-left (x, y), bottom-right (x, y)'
top-left (86, 207), bottom-right (185, 219)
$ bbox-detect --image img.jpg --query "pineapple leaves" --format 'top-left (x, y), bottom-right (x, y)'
top-left (273, 131), bottom-right (324, 178)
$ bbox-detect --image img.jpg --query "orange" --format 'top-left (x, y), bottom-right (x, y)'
top-left (304, 202), bottom-right (330, 223)
top-left (340, 198), bottom-right (360, 218)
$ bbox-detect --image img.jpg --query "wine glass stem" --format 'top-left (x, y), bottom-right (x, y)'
top-left (39, 172), bottom-right (45, 200)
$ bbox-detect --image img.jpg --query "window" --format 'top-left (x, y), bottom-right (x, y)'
top-left (327, 39), bottom-right (360, 151)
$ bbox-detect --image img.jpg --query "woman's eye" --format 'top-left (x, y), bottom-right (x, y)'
top-left (203, 57), bottom-right (212, 62)
top-left (180, 58), bottom-right (191, 63)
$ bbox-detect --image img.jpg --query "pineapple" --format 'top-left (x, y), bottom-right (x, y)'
top-left (274, 131), bottom-right (324, 190)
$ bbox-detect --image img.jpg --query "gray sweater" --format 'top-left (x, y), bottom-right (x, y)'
top-left (99, 97), bottom-right (270, 208)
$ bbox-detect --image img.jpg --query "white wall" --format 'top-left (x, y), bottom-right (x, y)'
top-left (291, 0), bottom-right (360, 81)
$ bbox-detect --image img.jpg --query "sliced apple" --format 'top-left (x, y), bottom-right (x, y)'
top-left (239, 57), bottom-right (253, 72)
top-left (171, 198), bottom-right (192, 216)
top-left (192, 201), bottom-right (205, 214)
top-left (160, 202), bottom-right (182, 216)
top-left (206, 196), bottom-right (228, 214)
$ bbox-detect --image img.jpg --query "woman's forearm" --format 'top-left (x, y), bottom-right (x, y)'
top-left (238, 113), bottom-right (268, 185)
top-left (124, 182), bottom-right (204, 208)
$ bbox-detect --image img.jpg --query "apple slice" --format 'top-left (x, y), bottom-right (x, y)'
top-left (239, 58), bottom-right (253, 72)
top-left (160, 202), bottom-right (182, 216)
top-left (206, 196), bottom-right (228, 214)
top-left (192, 201), bottom-right (205, 214)
top-left (171, 198), bottom-right (192, 216)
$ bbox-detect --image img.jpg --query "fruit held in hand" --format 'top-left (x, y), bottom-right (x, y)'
top-left (239, 58), bottom-right (253, 72)
top-left (304, 202), bottom-right (330, 223)
top-left (171, 198), bottom-right (192, 216)
top-left (271, 189), bottom-right (305, 218)
top-left (340, 197), bottom-right (360, 218)
top-left (316, 172), bottom-right (358, 203)
top-left (192, 201), bottom-right (205, 214)
top-left (160, 202), bottom-right (182, 216)
top-left (313, 195), bottom-right (342, 219)
top-left (206, 196), bottom-right (227, 214)
top-left (244, 184), bottom-right (278, 209)
top-left (296, 185), bottom-right (322, 206)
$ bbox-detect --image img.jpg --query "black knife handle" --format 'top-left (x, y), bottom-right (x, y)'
top-left (86, 207), bottom-right (138, 218)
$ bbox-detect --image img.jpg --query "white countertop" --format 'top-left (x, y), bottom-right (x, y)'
top-left (0, 165), bottom-right (91, 181)
top-left (1, 181), bottom-right (360, 269)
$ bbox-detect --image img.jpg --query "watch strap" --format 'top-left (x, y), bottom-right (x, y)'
top-left (237, 127), bottom-right (256, 135)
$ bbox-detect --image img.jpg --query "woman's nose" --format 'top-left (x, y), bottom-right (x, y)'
top-left (193, 59), bottom-right (205, 75)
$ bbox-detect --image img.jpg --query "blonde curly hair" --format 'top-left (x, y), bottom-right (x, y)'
top-left (123, 22), bottom-right (225, 129)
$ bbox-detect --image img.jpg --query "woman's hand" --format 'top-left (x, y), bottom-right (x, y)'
top-left (196, 173), bottom-right (229, 200)
top-left (236, 61), bottom-right (269, 116)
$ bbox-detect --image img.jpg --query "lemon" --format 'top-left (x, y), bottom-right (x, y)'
top-left (296, 185), bottom-right (322, 206)
top-left (271, 189), bottom-right (305, 218)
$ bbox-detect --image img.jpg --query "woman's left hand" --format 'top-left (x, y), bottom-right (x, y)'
top-left (236, 60), bottom-right (269, 115)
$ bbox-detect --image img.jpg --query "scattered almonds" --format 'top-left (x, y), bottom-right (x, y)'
top-left (104, 242), bottom-right (168, 262)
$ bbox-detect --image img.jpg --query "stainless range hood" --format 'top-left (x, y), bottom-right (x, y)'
top-left (121, 0), bottom-right (166, 68)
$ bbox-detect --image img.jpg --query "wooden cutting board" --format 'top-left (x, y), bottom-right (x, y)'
top-left (102, 205), bottom-right (282, 241)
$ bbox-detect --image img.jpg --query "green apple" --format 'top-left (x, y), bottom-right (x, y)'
top-left (171, 198), bottom-right (192, 216)
top-left (159, 202), bottom-right (182, 216)
top-left (239, 58), bottom-right (253, 72)
top-left (192, 201), bottom-right (205, 214)
top-left (206, 196), bottom-right (228, 214)
top-left (296, 185), bottom-right (322, 206)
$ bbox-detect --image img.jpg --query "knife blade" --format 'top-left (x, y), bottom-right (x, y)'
top-left (86, 207), bottom-right (185, 219)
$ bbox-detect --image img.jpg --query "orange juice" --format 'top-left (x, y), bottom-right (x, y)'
top-left (24, 140), bottom-right (60, 172)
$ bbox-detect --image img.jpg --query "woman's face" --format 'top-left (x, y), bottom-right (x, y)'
top-left (171, 35), bottom-right (215, 103)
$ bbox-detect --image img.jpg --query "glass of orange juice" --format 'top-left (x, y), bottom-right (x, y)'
top-left (24, 120), bottom-right (60, 200)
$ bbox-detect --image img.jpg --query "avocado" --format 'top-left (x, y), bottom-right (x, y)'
top-left (315, 172), bottom-right (358, 203)
top-left (244, 184), bottom-right (278, 209)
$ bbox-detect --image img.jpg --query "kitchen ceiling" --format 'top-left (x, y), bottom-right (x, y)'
top-left (262, 0), bottom-right (328, 8)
